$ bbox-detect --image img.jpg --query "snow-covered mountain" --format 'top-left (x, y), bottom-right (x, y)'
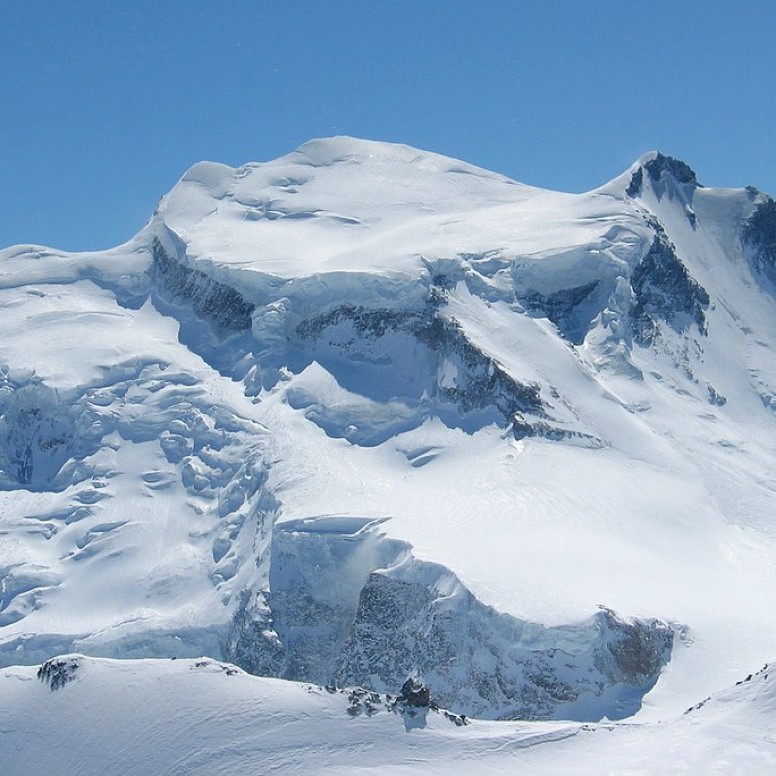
top-left (3, 137), bottom-right (776, 767)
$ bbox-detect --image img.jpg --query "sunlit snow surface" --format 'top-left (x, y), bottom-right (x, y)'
top-left (3, 138), bottom-right (776, 767)
top-left (2, 655), bottom-right (775, 775)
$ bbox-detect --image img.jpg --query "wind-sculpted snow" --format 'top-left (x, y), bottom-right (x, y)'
top-left (0, 346), bottom-right (275, 664)
top-left (4, 655), bottom-right (776, 774)
top-left (5, 137), bottom-right (776, 747)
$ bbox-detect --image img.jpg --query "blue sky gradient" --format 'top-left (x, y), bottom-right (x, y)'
top-left (2, 1), bottom-right (775, 251)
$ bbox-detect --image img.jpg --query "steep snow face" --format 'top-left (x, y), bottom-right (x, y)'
top-left (3, 138), bottom-right (776, 727)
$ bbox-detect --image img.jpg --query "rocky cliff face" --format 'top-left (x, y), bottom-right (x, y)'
top-left (296, 303), bottom-right (544, 427)
top-left (224, 516), bottom-right (672, 721)
top-left (630, 234), bottom-right (709, 346)
top-left (742, 195), bottom-right (776, 284)
top-left (152, 238), bottom-right (255, 332)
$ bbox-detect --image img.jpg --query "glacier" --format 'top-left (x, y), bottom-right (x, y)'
top-left (3, 136), bottom-right (776, 766)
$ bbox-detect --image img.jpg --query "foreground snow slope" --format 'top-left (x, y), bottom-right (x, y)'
top-left (2, 654), bottom-right (775, 775)
top-left (3, 138), bottom-right (776, 727)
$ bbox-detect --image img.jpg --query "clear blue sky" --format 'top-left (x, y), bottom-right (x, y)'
top-left (2, 1), bottom-right (775, 251)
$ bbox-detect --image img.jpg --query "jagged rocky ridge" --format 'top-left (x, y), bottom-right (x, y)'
top-left (626, 152), bottom-right (700, 198)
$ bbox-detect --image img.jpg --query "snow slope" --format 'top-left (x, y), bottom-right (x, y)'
top-left (3, 137), bottom-right (776, 758)
top-left (2, 654), bottom-right (775, 775)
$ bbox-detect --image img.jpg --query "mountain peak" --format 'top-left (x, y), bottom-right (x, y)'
top-left (5, 136), bottom-right (776, 772)
top-left (291, 135), bottom-right (411, 166)
top-left (287, 135), bottom-right (518, 183)
top-left (638, 151), bottom-right (699, 186)
top-left (613, 151), bottom-right (700, 199)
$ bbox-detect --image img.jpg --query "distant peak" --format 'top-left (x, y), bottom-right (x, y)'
top-left (622, 152), bottom-right (700, 198)
top-left (634, 152), bottom-right (699, 186)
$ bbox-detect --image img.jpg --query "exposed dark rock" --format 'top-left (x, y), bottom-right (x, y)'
top-left (412, 315), bottom-right (543, 417)
top-left (346, 686), bottom-right (383, 717)
top-left (334, 569), bottom-right (673, 721)
top-left (520, 281), bottom-right (600, 344)
top-left (707, 384), bottom-right (727, 406)
top-left (631, 235), bottom-right (709, 346)
top-left (398, 676), bottom-right (431, 707)
top-left (223, 591), bottom-right (286, 677)
top-left (296, 304), bottom-right (543, 421)
top-left (643, 154), bottom-right (699, 187)
top-left (37, 656), bottom-right (80, 691)
top-left (151, 238), bottom-right (255, 332)
top-left (296, 304), bottom-right (420, 340)
top-left (596, 608), bottom-right (673, 686)
top-left (228, 519), bottom-right (672, 722)
top-left (511, 414), bottom-right (602, 446)
top-left (742, 196), bottom-right (776, 283)
top-left (307, 682), bottom-right (468, 724)
top-left (685, 696), bottom-right (711, 714)
top-left (626, 167), bottom-right (643, 198)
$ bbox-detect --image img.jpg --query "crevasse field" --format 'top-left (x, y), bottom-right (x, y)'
top-left (2, 137), bottom-right (776, 773)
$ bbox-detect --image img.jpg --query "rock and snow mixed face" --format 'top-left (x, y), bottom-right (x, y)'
top-left (2, 137), bottom-right (776, 730)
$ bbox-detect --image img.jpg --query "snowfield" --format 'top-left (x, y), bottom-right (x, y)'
top-left (3, 137), bottom-right (776, 770)
top-left (2, 655), bottom-right (775, 775)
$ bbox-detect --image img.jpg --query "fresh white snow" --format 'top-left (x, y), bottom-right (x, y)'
top-left (2, 655), bottom-right (775, 775)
